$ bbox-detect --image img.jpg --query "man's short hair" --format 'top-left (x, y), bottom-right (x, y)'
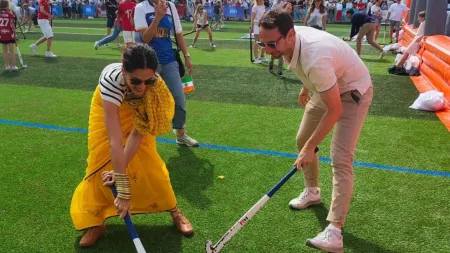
top-left (258, 8), bottom-right (294, 37)
top-left (346, 9), bottom-right (354, 15)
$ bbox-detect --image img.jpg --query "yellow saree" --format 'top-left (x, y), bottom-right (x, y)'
top-left (70, 79), bottom-right (177, 231)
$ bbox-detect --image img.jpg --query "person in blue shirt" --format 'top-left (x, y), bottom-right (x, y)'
top-left (134, 0), bottom-right (199, 147)
top-left (345, 9), bottom-right (386, 58)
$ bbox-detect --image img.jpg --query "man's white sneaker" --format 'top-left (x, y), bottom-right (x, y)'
top-left (29, 44), bottom-right (37, 56)
top-left (210, 42), bottom-right (216, 48)
top-left (94, 41), bottom-right (99, 50)
top-left (260, 56), bottom-right (268, 62)
top-left (44, 51), bottom-right (57, 58)
top-left (176, 134), bottom-right (199, 147)
top-left (10, 66), bottom-right (18, 71)
top-left (306, 226), bottom-right (344, 253)
top-left (289, 188), bottom-right (321, 210)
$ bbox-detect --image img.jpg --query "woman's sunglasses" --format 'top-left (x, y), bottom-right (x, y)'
top-left (129, 76), bottom-right (158, 86)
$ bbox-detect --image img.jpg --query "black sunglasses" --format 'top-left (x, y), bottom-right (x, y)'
top-left (129, 76), bottom-right (158, 86)
top-left (257, 35), bottom-right (284, 49)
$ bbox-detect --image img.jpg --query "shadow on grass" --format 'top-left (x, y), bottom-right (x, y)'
top-left (282, 76), bottom-right (302, 85)
top-left (310, 204), bottom-right (401, 253)
top-left (166, 146), bottom-right (215, 210)
top-left (200, 48), bottom-right (217, 52)
top-left (0, 70), bottom-right (21, 78)
top-left (267, 70), bottom-right (301, 87)
top-left (364, 58), bottom-right (391, 63)
top-left (74, 224), bottom-right (186, 253)
top-left (1, 55), bottom-right (437, 121)
top-left (42, 57), bottom-right (60, 64)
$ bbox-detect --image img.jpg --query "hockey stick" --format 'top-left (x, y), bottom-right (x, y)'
top-left (109, 185), bottom-right (147, 253)
top-left (205, 166), bottom-right (298, 253)
top-left (249, 27), bottom-right (254, 63)
top-left (183, 30), bottom-right (196, 36)
top-left (205, 148), bottom-right (319, 253)
top-left (15, 41), bottom-right (27, 68)
top-left (14, 13), bottom-right (26, 39)
top-left (50, 4), bottom-right (53, 27)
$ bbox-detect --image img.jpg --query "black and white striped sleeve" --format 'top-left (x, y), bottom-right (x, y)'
top-left (99, 64), bottom-right (125, 106)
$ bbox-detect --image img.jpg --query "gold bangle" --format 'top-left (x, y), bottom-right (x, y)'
top-left (114, 173), bottom-right (131, 200)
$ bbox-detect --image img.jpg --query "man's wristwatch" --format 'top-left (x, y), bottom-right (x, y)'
top-left (184, 53), bottom-right (190, 58)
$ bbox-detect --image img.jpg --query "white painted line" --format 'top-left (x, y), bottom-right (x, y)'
top-left (28, 30), bottom-right (375, 45)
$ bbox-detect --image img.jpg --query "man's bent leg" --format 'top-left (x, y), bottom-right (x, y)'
top-left (327, 87), bottom-right (373, 226)
top-left (289, 93), bottom-right (326, 210)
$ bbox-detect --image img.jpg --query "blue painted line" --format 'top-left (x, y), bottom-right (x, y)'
top-left (1, 119), bottom-right (450, 178)
top-left (0, 119), bottom-right (88, 133)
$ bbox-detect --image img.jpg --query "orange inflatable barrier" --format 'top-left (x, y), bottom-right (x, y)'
top-left (401, 24), bottom-right (450, 131)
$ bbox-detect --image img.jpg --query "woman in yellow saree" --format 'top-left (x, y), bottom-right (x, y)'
top-left (70, 44), bottom-right (193, 247)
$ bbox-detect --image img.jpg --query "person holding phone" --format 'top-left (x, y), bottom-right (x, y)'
top-left (134, 0), bottom-right (199, 147)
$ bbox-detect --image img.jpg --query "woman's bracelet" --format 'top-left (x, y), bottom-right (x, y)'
top-left (114, 173), bottom-right (131, 200)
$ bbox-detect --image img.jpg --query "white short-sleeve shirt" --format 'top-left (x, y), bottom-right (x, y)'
top-left (98, 63), bottom-right (127, 106)
top-left (134, 1), bottom-right (182, 64)
top-left (286, 26), bottom-right (372, 95)
top-left (371, 5), bottom-right (382, 17)
top-left (308, 8), bottom-right (326, 28)
top-left (388, 3), bottom-right (409, 22)
top-left (252, 5), bottom-right (265, 24)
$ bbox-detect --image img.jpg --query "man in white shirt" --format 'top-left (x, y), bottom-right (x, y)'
top-left (258, 9), bottom-right (373, 253)
top-left (386, 0), bottom-right (409, 43)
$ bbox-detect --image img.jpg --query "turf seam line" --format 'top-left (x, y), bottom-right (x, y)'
top-left (1, 119), bottom-right (448, 178)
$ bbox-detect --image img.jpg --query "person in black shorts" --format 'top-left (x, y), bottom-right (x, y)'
top-left (190, 4), bottom-right (216, 48)
top-left (105, 0), bottom-right (119, 46)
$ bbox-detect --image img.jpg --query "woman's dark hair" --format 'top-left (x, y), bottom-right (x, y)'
top-left (122, 44), bottom-right (158, 73)
top-left (258, 8), bottom-right (294, 37)
top-left (309, 0), bottom-right (325, 14)
top-left (418, 11), bottom-right (425, 18)
top-left (282, 2), bottom-right (292, 11)
top-left (0, 0), bottom-right (9, 9)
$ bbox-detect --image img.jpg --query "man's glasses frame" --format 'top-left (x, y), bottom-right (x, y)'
top-left (257, 35), bottom-right (284, 49)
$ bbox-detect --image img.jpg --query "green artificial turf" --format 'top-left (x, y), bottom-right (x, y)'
top-left (0, 20), bottom-right (449, 253)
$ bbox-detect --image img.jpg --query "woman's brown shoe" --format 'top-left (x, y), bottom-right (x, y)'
top-left (171, 209), bottom-right (193, 235)
top-left (79, 224), bottom-right (107, 247)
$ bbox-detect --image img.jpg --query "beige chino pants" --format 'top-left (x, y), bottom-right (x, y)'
top-left (296, 86), bottom-right (373, 225)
